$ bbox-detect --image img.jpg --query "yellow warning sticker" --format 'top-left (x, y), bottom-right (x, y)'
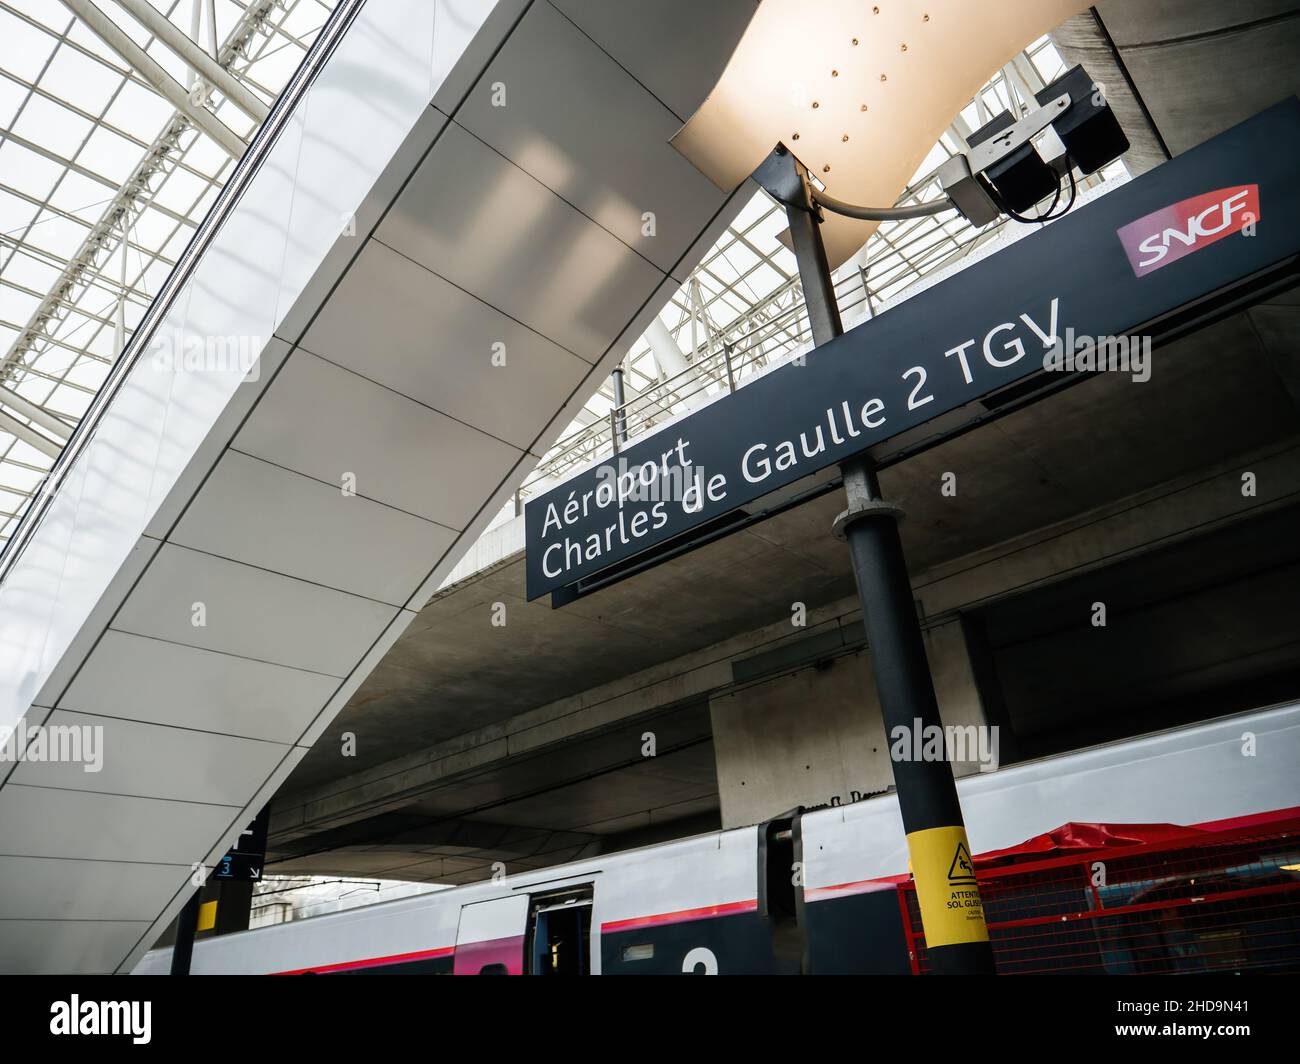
top-left (906, 825), bottom-right (989, 947)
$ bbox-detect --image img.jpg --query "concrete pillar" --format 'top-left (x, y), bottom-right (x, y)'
top-left (709, 619), bottom-right (989, 829)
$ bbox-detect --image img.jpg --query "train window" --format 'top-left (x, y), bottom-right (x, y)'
top-left (621, 943), bottom-right (654, 962)
top-left (527, 888), bottom-right (593, 976)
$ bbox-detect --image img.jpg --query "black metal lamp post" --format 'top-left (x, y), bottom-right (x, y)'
top-left (757, 145), bottom-right (995, 974)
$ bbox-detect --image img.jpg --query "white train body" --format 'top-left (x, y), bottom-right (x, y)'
top-left (134, 704), bottom-right (1300, 975)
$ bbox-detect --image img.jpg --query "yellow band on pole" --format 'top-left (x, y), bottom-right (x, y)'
top-left (197, 900), bottom-right (218, 933)
top-left (906, 825), bottom-right (989, 947)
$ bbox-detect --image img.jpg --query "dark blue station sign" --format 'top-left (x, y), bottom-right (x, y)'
top-left (526, 99), bottom-right (1300, 602)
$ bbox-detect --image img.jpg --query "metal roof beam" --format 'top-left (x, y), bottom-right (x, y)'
top-left (0, 385), bottom-right (72, 440)
top-left (0, 324), bottom-right (111, 369)
top-left (0, 407), bottom-right (61, 459)
top-left (56, 0), bottom-right (248, 159)
top-left (1, 128), bottom-right (192, 226)
top-left (116, 0), bottom-right (270, 124)
top-left (0, 185), bottom-right (177, 273)
top-left (0, 65), bottom-right (223, 183)
top-left (0, 277), bottom-right (125, 331)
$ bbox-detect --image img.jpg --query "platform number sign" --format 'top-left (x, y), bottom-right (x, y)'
top-left (213, 807), bottom-right (268, 882)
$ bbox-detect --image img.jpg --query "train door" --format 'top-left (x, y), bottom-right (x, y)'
top-left (452, 895), bottom-right (529, 975)
top-left (526, 887), bottom-right (594, 975)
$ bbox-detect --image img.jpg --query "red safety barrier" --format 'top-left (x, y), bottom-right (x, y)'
top-left (900, 813), bottom-right (1300, 974)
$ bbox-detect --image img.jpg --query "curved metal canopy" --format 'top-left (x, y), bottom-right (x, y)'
top-left (671, 0), bottom-right (1089, 265)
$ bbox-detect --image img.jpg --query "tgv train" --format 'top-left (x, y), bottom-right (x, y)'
top-left (135, 704), bottom-right (1300, 975)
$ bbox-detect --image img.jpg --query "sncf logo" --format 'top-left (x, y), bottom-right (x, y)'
top-left (1117, 185), bottom-right (1259, 276)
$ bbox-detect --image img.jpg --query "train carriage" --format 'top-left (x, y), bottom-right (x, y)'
top-left (134, 703), bottom-right (1300, 976)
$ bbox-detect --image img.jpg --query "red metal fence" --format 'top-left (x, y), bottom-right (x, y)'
top-left (900, 817), bottom-right (1300, 974)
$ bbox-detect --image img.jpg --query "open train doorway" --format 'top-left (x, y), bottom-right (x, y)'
top-left (527, 887), bottom-right (594, 975)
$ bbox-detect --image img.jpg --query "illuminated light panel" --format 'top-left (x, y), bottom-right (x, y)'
top-left (671, 0), bottom-right (1088, 266)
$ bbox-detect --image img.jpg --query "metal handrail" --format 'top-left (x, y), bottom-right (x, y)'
top-left (517, 270), bottom-right (867, 499)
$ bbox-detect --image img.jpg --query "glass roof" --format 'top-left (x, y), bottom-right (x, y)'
top-left (0, 0), bottom-right (336, 543)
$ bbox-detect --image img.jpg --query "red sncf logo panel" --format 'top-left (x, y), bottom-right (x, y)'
top-left (1117, 185), bottom-right (1259, 277)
